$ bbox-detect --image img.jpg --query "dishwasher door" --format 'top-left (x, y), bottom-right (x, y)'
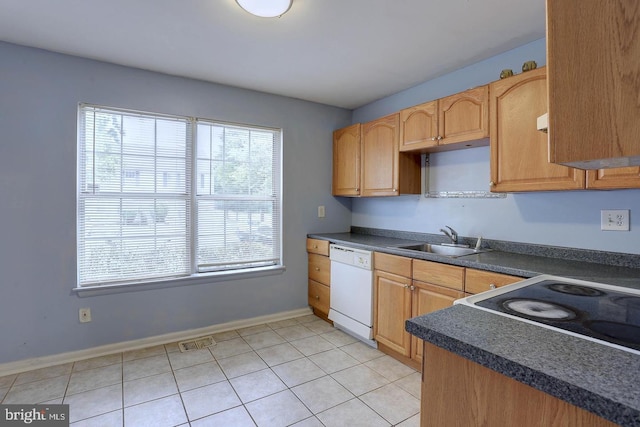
top-left (329, 245), bottom-right (374, 343)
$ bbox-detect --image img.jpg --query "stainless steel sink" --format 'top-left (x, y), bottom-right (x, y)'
top-left (393, 243), bottom-right (484, 257)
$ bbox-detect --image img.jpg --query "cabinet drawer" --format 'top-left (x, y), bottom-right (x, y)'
top-left (374, 252), bottom-right (412, 277)
top-left (307, 238), bottom-right (330, 256)
top-left (465, 269), bottom-right (522, 294)
top-left (412, 259), bottom-right (464, 291)
top-left (308, 253), bottom-right (330, 285)
top-left (308, 280), bottom-right (330, 313)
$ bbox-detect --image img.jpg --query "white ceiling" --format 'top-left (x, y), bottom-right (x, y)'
top-left (0, 0), bottom-right (546, 109)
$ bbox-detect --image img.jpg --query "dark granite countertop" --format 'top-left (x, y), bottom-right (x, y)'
top-left (307, 229), bottom-right (640, 289)
top-left (308, 228), bottom-right (640, 425)
top-left (406, 305), bottom-right (640, 427)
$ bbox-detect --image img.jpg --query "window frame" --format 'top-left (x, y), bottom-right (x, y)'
top-left (75, 104), bottom-right (284, 293)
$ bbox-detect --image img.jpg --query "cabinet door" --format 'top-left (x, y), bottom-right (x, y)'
top-left (439, 85), bottom-right (489, 147)
top-left (411, 281), bottom-right (464, 364)
top-left (547, 0), bottom-right (640, 169)
top-left (373, 269), bottom-right (412, 357)
top-left (586, 166), bottom-right (640, 189)
top-left (399, 100), bottom-right (438, 152)
top-left (490, 68), bottom-right (586, 192)
top-left (361, 114), bottom-right (401, 196)
top-left (332, 124), bottom-right (361, 196)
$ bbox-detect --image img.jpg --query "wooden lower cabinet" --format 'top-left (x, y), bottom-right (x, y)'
top-left (374, 253), bottom-right (464, 369)
top-left (307, 238), bottom-right (331, 322)
top-left (373, 260), bottom-right (413, 358)
top-left (411, 281), bottom-right (464, 364)
top-left (421, 343), bottom-right (617, 427)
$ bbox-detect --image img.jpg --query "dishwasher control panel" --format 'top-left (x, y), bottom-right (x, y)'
top-left (330, 244), bottom-right (373, 270)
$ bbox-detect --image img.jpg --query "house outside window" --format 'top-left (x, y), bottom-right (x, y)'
top-left (77, 105), bottom-right (282, 288)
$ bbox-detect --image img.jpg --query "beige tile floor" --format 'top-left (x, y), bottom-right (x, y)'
top-left (0, 315), bottom-right (421, 426)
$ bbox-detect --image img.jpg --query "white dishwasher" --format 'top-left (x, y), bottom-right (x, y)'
top-left (328, 244), bottom-right (376, 346)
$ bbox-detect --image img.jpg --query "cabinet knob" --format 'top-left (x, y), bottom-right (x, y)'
top-left (313, 245), bottom-right (318, 248)
top-left (315, 267), bottom-right (320, 271)
top-left (410, 285), bottom-right (415, 291)
top-left (393, 188), bottom-right (397, 192)
top-left (315, 295), bottom-right (320, 299)
top-left (436, 135), bottom-right (443, 141)
top-left (489, 181), bottom-right (495, 186)
top-left (489, 284), bottom-right (497, 290)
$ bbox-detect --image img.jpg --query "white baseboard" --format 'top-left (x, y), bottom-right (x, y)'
top-left (0, 307), bottom-right (313, 377)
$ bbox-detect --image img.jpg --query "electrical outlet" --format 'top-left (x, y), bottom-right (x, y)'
top-left (601, 209), bottom-right (630, 231)
top-left (79, 308), bottom-right (92, 323)
top-left (318, 205), bottom-right (325, 218)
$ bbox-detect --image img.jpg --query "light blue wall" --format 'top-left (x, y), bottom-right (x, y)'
top-left (0, 42), bottom-right (352, 364)
top-left (351, 39), bottom-right (640, 254)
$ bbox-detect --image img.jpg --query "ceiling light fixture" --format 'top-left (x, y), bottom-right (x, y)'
top-left (236, 0), bottom-right (292, 18)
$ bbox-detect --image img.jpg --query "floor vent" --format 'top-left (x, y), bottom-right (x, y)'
top-left (178, 335), bottom-right (216, 352)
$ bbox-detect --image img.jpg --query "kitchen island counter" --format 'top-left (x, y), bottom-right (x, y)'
top-left (406, 304), bottom-right (640, 426)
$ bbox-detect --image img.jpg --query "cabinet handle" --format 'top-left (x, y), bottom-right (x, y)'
top-left (489, 284), bottom-right (497, 290)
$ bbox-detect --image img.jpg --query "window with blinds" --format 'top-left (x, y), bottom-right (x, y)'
top-left (77, 105), bottom-right (282, 288)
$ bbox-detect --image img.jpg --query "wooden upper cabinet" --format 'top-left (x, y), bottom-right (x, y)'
top-left (362, 113), bottom-right (421, 197)
top-left (587, 166), bottom-right (640, 189)
top-left (438, 85), bottom-right (489, 147)
top-left (399, 86), bottom-right (489, 153)
top-left (332, 124), bottom-right (361, 196)
top-left (399, 100), bottom-right (438, 152)
top-left (547, 0), bottom-right (640, 170)
top-left (489, 68), bottom-right (586, 192)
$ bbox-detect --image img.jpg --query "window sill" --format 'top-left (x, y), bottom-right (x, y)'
top-left (72, 265), bottom-right (286, 297)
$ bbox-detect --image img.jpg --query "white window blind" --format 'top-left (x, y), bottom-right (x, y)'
top-left (77, 105), bottom-right (282, 288)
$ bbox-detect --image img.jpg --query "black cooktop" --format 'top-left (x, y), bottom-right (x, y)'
top-left (475, 279), bottom-right (640, 351)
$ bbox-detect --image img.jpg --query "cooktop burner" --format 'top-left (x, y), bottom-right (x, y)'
top-left (501, 299), bottom-right (578, 320)
top-left (456, 275), bottom-right (640, 354)
top-left (546, 283), bottom-right (605, 297)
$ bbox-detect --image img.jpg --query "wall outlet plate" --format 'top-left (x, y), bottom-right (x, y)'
top-left (79, 308), bottom-right (92, 323)
top-left (318, 205), bottom-right (325, 218)
top-left (601, 209), bottom-right (630, 231)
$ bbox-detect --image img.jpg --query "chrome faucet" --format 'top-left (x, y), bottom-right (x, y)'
top-left (440, 226), bottom-right (458, 245)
